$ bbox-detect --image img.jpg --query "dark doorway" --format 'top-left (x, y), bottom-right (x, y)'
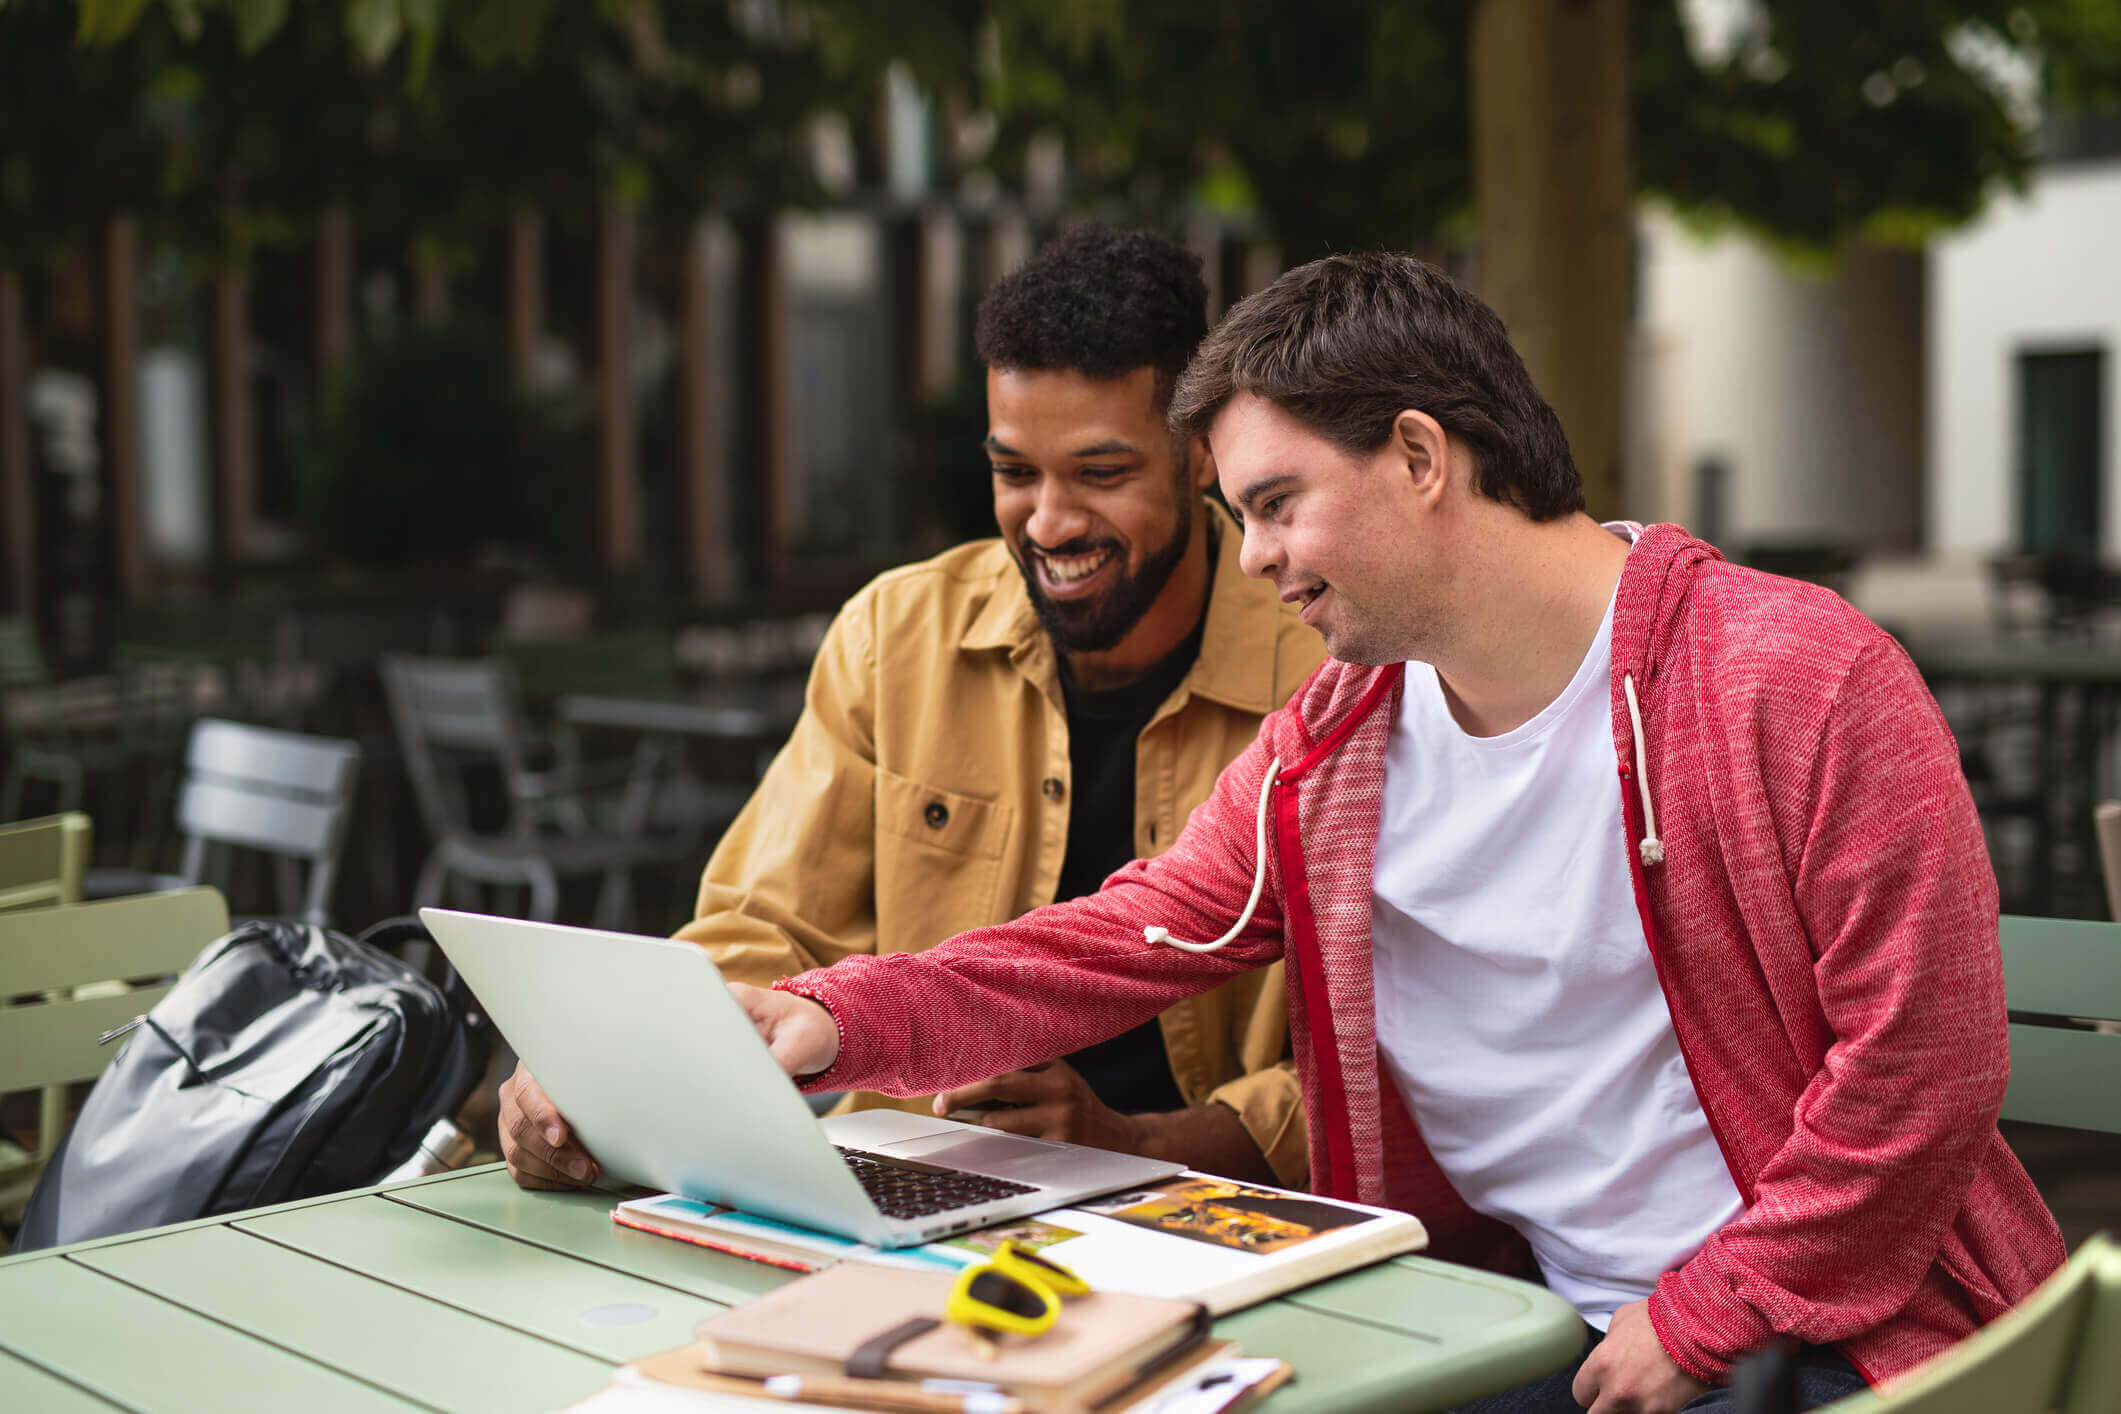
top-left (2016, 347), bottom-right (2105, 557)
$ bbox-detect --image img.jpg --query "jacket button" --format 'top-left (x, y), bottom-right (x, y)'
top-left (1041, 777), bottom-right (1065, 802)
top-left (923, 801), bottom-right (949, 829)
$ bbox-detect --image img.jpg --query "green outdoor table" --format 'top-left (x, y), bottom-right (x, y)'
top-left (0, 1164), bottom-right (1582, 1413)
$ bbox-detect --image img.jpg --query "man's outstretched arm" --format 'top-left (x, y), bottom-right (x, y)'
top-left (771, 732), bottom-right (1291, 1106)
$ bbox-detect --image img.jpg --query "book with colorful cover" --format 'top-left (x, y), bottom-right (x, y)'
top-left (614, 1171), bottom-right (1426, 1314)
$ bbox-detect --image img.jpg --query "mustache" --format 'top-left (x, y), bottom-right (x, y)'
top-left (1023, 536), bottom-right (1121, 559)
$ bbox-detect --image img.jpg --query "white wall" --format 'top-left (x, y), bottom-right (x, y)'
top-left (1632, 210), bottom-right (1925, 550)
top-left (1928, 164), bottom-right (2121, 556)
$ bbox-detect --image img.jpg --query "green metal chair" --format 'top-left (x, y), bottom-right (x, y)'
top-left (1809, 1232), bottom-right (2121, 1412)
top-left (1997, 914), bottom-right (2121, 1134)
top-left (0, 812), bottom-right (89, 914)
top-left (1780, 917), bottom-right (2121, 1409)
top-left (0, 811), bottom-right (92, 1200)
top-left (0, 886), bottom-right (231, 1230)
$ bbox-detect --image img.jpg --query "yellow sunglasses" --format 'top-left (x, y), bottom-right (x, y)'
top-left (944, 1241), bottom-right (1091, 1338)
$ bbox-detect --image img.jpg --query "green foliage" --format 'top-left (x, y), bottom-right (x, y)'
top-left (864, 0), bottom-right (2121, 259)
top-left (12, 0), bottom-right (2121, 271)
top-left (302, 319), bottom-right (591, 571)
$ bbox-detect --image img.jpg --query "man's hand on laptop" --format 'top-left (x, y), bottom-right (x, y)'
top-left (933, 1063), bottom-right (1278, 1181)
top-left (498, 1061), bottom-right (600, 1190)
top-left (730, 982), bottom-right (840, 1078)
top-left (932, 1061), bottom-right (1139, 1154)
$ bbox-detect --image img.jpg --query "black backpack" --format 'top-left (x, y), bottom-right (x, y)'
top-left (15, 916), bottom-right (492, 1252)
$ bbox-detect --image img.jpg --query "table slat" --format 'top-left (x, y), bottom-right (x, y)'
top-left (75, 1224), bottom-right (617, 1414)
top-left (1212, 1299), bottom-right (1472, 1414)
top-left (0, 1346), bottom-right (126, 1414)
top-left (388, 1170), bottom-right (791, 1306)
top-left (238, 1197), bottom-right (730, 1364)
top-left (0, 1256), bottom-right (426, 1413)
top-left (1293, 1254), bottom-right (1564, 1336)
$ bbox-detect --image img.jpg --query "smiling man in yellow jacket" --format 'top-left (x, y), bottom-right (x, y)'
top-left (499, 226), bottom-right (1324, 1189)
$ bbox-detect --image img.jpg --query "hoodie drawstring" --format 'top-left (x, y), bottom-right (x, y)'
top-left (1144, 757), bottom-right (1280, 953)
top-left (1148, 670), bottom-right (1663, 952)
top-left (1623, 673), bottom-right (1665, 868)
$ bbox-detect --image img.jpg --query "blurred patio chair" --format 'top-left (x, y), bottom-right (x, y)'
top-left (382, 656), bottom-right (672, 928)
top-left (84, 719), bottom-right (361, 927)
top-left (0, 614), bottom-right (47, 690)
top-left (2097, 801), bottom-right (2121, 924)
top-left (0, 886), bottom-right (231, 1234)
top-left (0, 812), bottom-right (90, 914)
top-left (1, 662), bottom-right (205, 864)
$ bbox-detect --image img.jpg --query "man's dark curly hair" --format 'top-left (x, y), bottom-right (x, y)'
top-left (974, 224), bottom-right (1209, 412)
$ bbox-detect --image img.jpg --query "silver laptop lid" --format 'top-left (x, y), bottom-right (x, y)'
top-left (419, 908), bottom-right (900, 1243)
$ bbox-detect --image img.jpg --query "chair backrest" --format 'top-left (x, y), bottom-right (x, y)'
top-left (0, 614), bottom-right (49, 689)
top-left (0, 886), bottom-right (230, 1097)
top-left (2096, 802), bottom-right (2121, 924)
top-left (380, 656), bottom-right (534, 841)
top-left (174, 720), bottom-right (361, 926)
top-left (1814, 1233), bottom-right (2121, 1413)
top-left (1999, 914), bottom-right (2121, 1133)
top-left (0, 812), bottom-right (90, 912)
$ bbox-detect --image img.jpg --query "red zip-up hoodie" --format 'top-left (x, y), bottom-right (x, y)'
top-left (784, 524), bottom-right (2064, 1384)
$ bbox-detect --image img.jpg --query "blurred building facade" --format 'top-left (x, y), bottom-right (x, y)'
top-left (1929, 140), bottom-right (2121, 560)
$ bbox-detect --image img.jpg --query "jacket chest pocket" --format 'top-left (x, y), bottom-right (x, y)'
top-left (875, 767), bottom-right (1013, 952)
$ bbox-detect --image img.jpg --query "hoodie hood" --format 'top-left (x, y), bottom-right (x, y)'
top-left (1611, 522), bottom-right (1725, 689)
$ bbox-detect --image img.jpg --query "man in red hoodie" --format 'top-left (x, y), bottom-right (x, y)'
top-left (686, 256), bottom-right (2062, 1411)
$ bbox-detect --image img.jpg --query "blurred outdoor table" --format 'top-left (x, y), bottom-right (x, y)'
top-left (557, 680), bottom-right (805, 745)
top-left (1906, 634), bottom-right (2121, 917)
top-left (0, 1164), bottom-right (1584, 1413)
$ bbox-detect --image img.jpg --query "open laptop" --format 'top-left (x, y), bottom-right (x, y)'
top-left (420, 909), bottom-right (1184, 1248)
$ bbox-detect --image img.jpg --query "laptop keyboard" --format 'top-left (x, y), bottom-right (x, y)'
top-left (835, 1146), bottom-right (1037, 1220)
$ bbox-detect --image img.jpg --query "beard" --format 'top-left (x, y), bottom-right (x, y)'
top-left (1014, 493), bottom-right (1194, 655)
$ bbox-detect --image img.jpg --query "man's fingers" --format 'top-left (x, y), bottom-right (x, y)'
top-left (502, 1109), bottom-right (599, 1185)
top-left (729, 982), bottom-right (840, 1077)
top-left (498, 1062), bottom-right (597, 1188)
top-left (509, 1065), bottom-right (572, 1147)
top-left (934, 1070), bottom-right (1043, 1113)
top-left (1570, 1349), bottom-right (1603, 1410)
top-left (971, 1105), bottom-right (1068, 1140)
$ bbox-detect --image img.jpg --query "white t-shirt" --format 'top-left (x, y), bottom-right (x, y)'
top-left (1370, 586), bottom-right (1744, 1329)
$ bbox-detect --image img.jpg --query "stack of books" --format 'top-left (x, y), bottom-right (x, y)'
top-left (604, 1261), bottom-right (1289, 1413)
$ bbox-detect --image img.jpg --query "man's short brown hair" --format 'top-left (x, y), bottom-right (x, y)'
top-left (1168, 253), bottom-right (1584, 520)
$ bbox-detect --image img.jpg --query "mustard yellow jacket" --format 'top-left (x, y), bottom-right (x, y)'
top-left (674, 502), bottom-right (1326, 1183)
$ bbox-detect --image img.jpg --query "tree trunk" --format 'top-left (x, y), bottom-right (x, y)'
top-left (506, 206), bottom-right (543, 389)
top-left (212, 266), bottom-right (252, 571)
top-left (103, 215), bottom-right (147, 604)
top-left (0, 266), bottom-right (31, 616)
top-left (595, 197), bottom-right (639, 575)
top-left (1470, 0), bottom-right (1631, 520)
top-left (317, 202), bottom-right (353, 383)
top-left (679, 215), bottom-right (731, 601)
top-left (413, 237), bottom-right (450, 325)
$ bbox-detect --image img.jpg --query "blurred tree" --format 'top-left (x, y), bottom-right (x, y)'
top-left (15, 0), bottom-right (2121, 528)
top-left (303, 316), bottom-right (591, 570)
top-left (862, 0), bottom-right (2121, 516)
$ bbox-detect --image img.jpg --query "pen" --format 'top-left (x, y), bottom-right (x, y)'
top-left (761, 1372), bottom-right (1023, 1414)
